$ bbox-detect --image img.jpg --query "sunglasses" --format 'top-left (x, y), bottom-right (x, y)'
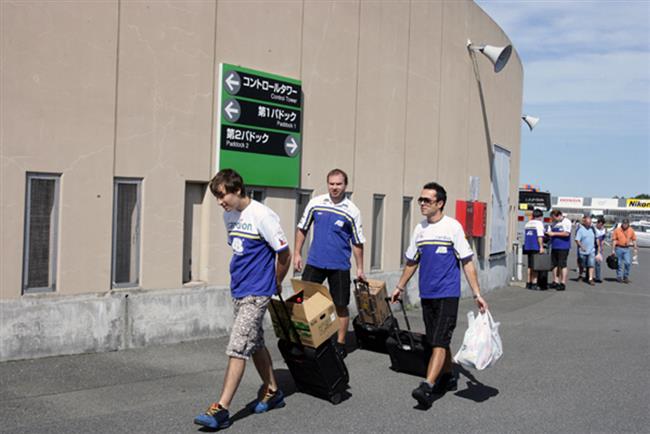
top-left (417, 197), bottom-right (436, 205)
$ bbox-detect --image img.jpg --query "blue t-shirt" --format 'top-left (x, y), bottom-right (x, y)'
top-left (224, 200), bottom-right (289, 298)
top-left (404, 216), bottom-right (474, 299)
top-left (297, 194), bottom-right (365, 270)
top-left (523, 219), bottom-right (544, 252)
top-left (551, 217), bottom-right (572, 250)
top-left (576, 224), bottom-right (596, 255)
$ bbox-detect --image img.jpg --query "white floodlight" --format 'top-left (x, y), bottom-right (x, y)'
top-left (467, 40), bottom-right (513, 73)
top-left (522, 115), bottom-right (540, 131)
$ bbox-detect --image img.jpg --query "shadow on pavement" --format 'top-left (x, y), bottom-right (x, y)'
top-left (453, 365), bottom-right (499, 403)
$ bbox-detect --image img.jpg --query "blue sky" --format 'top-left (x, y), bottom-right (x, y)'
top-left (476, 0), bottom-right (650, 198)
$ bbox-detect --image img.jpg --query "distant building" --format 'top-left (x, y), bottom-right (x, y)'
top-left (551, 197), bottom-right (650, 221)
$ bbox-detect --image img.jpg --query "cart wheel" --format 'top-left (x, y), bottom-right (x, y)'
top-left (330, 393), bottom-right (342, 405)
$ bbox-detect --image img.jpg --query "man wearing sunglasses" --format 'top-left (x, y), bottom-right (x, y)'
top-left (391, 182), bottom-right (488, 408)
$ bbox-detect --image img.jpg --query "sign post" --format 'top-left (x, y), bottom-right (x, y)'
top-left (216, 63), bottom-right (302, 188)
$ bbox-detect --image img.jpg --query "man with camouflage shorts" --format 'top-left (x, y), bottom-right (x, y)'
top-left (194, 169), bottom-right (291, 430)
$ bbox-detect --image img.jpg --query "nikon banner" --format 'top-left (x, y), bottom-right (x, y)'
top-left (216, 63), bottom-right (302, 188)
top-left (626, 198), bottom-right (650, 209)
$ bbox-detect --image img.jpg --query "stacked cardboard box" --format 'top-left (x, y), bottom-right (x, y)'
top-left (354, 279), bottom-right (390, 326)
top-left (269, 279), bottom-right (339, 348)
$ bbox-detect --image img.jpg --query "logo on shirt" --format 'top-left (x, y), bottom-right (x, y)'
top-left (228, 221), bottom-right (253, 232)
top-left (334, 219), bottom-right (344, 228)
top-left (436, 246), bottom-right (448, 254)
top-left (232, 237), bottom-right (244, 255)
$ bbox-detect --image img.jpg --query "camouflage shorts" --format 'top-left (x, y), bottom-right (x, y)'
top-left (226, 295), bottom-right (271, 360)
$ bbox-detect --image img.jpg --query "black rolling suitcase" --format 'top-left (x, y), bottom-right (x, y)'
top-left (352, 315), bottom-right (397, 354)
top-left (271, 294), bottom-right (349, 404)
top-left (537, 270), bottom-right (549, 289)
top-left (352, 279), bottom-right (396, 353)
top-left (385, 298), bottom-right (432, 378)
top-left (532, 244), bottom-right (552, 290)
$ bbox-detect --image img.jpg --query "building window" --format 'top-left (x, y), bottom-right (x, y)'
top-left (294, 190), bottom-right (312, 276)
top-left (371, 194), bottom-right (385, 270)
top-left (400, 197), bottom-right (412, 266)
top-left (112, 178), bottom-right (142, 288)
top-left (22, 173), bottom-right (60, 293)
top-left (183, 182), bottom-right (207, 284)
top-left (249, 187), bottom-right (266, 203)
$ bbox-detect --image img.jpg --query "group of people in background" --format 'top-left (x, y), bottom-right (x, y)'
top-left (524, 209), bottom-right (638, 290)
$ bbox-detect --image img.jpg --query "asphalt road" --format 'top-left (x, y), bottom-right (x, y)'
top-left (1, 249), bottom-right (649, 433)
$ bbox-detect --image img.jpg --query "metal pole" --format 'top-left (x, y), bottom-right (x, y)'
top-left (514, 241), bottom-right (523, 281)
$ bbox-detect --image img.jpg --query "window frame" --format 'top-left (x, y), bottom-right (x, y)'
top-left (111, 177), bottom-right (142, 289)
top-left (248, 187), bottom-right (266, 203)
top-left (400, 196), bottom-right (413, 267)
top-left (371, 194), bottom-right (385, 271)
top-left (294, 189), bottom-right (313, 276)
top-left (22, 172), bottom-right (61, 294)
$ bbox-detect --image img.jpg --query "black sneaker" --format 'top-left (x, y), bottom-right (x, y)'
top-left (525, 282), bottom-right (532, 290)
top-left (530, 284), bottom-right (540, 291)
top-left (335, 342), bottom-right (347, 359)
top-left (433, 372), bottom-right (458, 393)
top-left (549, 282), bottom-right (559, 289)
top-left (412, 382), bottom-right (435, 407)
top-left (557, 283), bottom-right (566, 291)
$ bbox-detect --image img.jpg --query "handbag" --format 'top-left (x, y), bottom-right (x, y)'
top-left (606, 254), bottom-right (618, 270)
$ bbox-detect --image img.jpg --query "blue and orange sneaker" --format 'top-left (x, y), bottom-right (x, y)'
top-left (194, 402), bottom-right (231, 430)
top-left (252, 388), bottom-right (286, 414)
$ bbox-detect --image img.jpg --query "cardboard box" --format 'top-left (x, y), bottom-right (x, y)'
top-left (354, 279), bottom-right (390, 326)
top-left (269, 279), bottom-right (339, 348)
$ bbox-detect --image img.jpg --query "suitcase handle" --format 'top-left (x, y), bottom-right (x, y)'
top-left (384, 297), bottom-right (412, 331)
top-left (384, 297), bottom-right (417, 350)
top-left (269, 292), bottom-right (303, 347)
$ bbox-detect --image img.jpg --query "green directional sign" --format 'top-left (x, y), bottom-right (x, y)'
top-left (216, 63), bottom-right (302, 188)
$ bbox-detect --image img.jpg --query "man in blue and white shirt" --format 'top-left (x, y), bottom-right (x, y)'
top-left (194, 169), bottom-right (291, 430)
top-left (523, 209), bottom-right (545, 290)
top-left (294, 168), bottom-right (365, 358)
top-left (546, 209), bottom-right (572, 291)
top-left (390, 182), bottom-right (488, 408)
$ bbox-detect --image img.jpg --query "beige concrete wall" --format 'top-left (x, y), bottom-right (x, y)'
top-left (1, 2), bottom-right (118, 299)
top-left (114, 1), bottom-right (216, 290)
top-left (1, 0), bottom-right (523, 300)
top-left (353, 0), bottom-right (411, 272)
top-left (301, 0), bottom-right (360, 192)
top-left (467, 4), bottom-right (524, 255)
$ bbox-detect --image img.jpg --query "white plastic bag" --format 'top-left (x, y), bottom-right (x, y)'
top-left (453, 309), bottom-right (503, 370)
top-left (486, 310), bottom-right (503, 367)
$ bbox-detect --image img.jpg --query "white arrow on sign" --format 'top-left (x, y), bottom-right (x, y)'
top-left (286, 137), bottom-right (298, 155)
top-left (224, 100), bottom-right (239, 120)
top-left (225, 73), bottom-right (240, 92)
